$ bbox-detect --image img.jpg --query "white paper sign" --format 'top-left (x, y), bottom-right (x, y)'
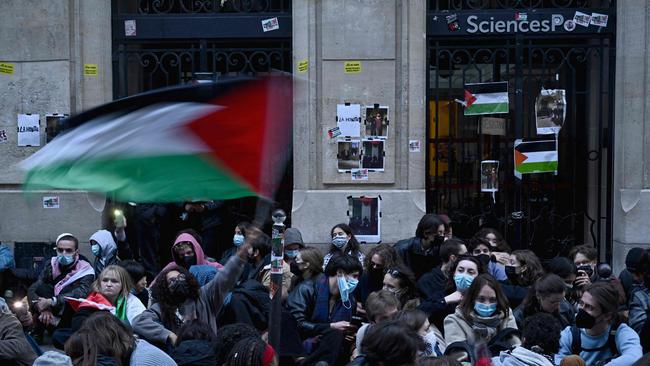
top-left (43, 196), bottom-right (60, 209)
top-left (261, 17), bottom-right (279, 32)
top-left (124, 20), bottom-right (137, 36)
top-left (336, 104), bottom-right (361, 137)
top-left (17, 114), bottom-right (40, 146)
top-left (409, 140), bottom-right (421, 152)
top-left (480, 117), bottom-right (507, 136)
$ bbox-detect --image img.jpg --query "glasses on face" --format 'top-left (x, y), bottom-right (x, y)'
top-left (55, 247), bottom-right (75, 255)
top-left (168, 274), bottom-right (186, 284)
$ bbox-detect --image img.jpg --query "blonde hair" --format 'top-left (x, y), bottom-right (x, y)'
top-left (93, 265), bottom-right (134, 301)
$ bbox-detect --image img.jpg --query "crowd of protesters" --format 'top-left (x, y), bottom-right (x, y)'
top-left (1, 209), bottom-right (649, 366)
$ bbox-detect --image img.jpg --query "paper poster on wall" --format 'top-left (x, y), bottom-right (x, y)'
top-left (457, 82), bottom-right (509, 116)
top-left (43, 196), bottom-right (60, 209)
top-left (351, 169), bottom-right (368, 181)
top-left (17, 114), bottom-right (40, 146)
top-left (535, 89), bottom-right (566, 135)
top-left (348, 196), bottom-right (381, 243)
top-left (409, 140), bottom-right (421, 153)
top-left (364, 105), bottom-right (389, 138)
top-left (479, 117), bottom-right (507, 136)
top-left (481, 160), bottom-right (499, 192)
top-left (337, 140), bottom-right (360, 172)
top-left (124, 20), bottom-right (137, 36)
top-left (46, 114), bottom-right (69, 143)
top-left (0, 129), bottom-right (7, 144)
top-left (336, 104), bottom-right (361, 137)
top-left (261, 17), bottom-right (280, 32)
top-left (361, 140), bottom-right (385, 171)
top-left (514, 139), bottom-right (558, 179)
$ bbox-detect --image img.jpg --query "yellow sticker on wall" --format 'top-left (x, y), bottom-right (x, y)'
top-left (0, 63), bottom-right (14, 75)
top-left (344, 61), bottom-right (362, 74)
top-left (297, 59), bottom-right (308, 73)
top-left (84, 64), bottom-right (98, 76)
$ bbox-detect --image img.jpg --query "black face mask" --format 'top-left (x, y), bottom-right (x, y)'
top-left (182, 255), bottom-right (197, 268)
top-left (169, 279), bottom-right (192, 304)
top-left (433, 235), bottom-right (445, 247)
top-left (477, 254), bottom-right (491, 267)
top-left (290, 261), bottom-right (302, 277)
top-left (575, 309), bottom-right (597, 329)
top-left (505, 266), bottom-right (518, 281)
top-left (369, 267), bottom-right (384, 280)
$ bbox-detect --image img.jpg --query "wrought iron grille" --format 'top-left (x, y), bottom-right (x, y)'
top-left (130, 0), bottom-right (290, 14)
top-left (428, 0), bottom-right (612, 11)
top-left (426, 36), bottom-right (615, 259)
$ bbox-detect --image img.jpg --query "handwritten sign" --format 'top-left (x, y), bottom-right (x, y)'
top-left (0, 63), bottom-right (14, 75)
top-left (344, 61), bottom-right (362, 74)
top-left (297, 59), bottom-right (308, 73)
top-left (336, 104), bottom-right (361, 137)
top-left (17, 114), bottom-right (40, 146)
top-left (84, 64), bottom-right (98, 76)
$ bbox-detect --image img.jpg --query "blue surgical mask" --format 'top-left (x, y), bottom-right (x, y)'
top-left (57, 254), bottom-right (75, 266)
top-left (233, 234), bottom-right (245, 247)
top-left (91, 243), bottom-right (101, 257)
top-left (337, 275), bottom-right (355, 305)
top-left (346, 277), bottom-right (359, 293)
top-left (474, 302), bottom-right (497, 317)
top-left (332, 236), bottom-right (348, 249)
top-left (285, 249), bottom-right (299, 258)
top-left (453, 274), bottom-right (474, 292)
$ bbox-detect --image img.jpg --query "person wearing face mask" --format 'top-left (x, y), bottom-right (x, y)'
top-left (28, 233), bottom-right (95, 341)
top-left (474, 228), bottom-right (511, 266)
top-left (569, 245), bottom-right (626, 312)
top-left (418, 239), bottom-right (468, 307)
top-left (156, 231), bottom-right (223, 285)
top-left (89, 230), bottom-right (121, 276)
top-left (132, 235), bottom-right (250, 349)
top-left (396, 309), bottom-right (447, 358)
top-left (513, 274), bottom-right (575, 330)
top-left (287, 253), bottom-right (362, 365)
top-left (394, 214), bottom-right (447, 280)
top-left (119, 260), bottom-right (150, 308)
top-left (356, 244), bottom-right (401, 307)
top-left (220, 221), bottom-right (251, 264)
top-left (382, 265), bottom-right (418, 308)
top-left (323, 224), bottom-right (365, 271)
top-left (555, 282), bottom-right (642, 366)
top-left (258, 228), bottom-right (303, 298)
top-left (502, 250), bottom-right (545, 309)
top-left (468, 237), bottom-right (508, 281)
top-left (443, 274), bottom-right (520, 365)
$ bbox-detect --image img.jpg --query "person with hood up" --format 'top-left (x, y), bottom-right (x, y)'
top-left (89, 230), bottom-right (120, 276)
top-left (492, 313), bottom-right (562, 366)
top-left (160, 232), bottom-right (224, 274)
top-left (0, 298), bottom-right (37, 366)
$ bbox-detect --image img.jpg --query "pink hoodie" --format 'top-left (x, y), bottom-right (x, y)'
top-left (159, 233), bottom-right (224, 275)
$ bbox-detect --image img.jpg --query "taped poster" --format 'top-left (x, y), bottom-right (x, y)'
top-left (337, 140), bottom-right (360, 172)
top-left (364, 105), bottom-right (389, 138)
top-left (481, 160), bottom-right (499, 193)
top-left (17, 114), bottom-right (40, 146)
top-left (348, 196), bottom-right (381, 243)
top-left (351, 169), bottom-right (368, 181)
top-left (336, 104), bottom-right (361, 137)
top-left (514, 139), bottom-right (558, 179)
top-left (535, 89), bottom-right (566, 135)
top-left (409, 140), bottom-right (421, 153)
top-left (361, 140), bottom-right (384, 171)
top-left (456, 82), bottom-right (509, 116)
top-left (262, 17), bottom-right (279, 32)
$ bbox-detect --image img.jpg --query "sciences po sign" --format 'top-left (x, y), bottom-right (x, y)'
top-left (428, 9), bottom-right (614, 36)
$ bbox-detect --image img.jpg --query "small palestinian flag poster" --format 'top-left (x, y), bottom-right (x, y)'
top-left (514, 139), bottom-right (558, 179)
top-left (457, 82), bottom-right (509, 116)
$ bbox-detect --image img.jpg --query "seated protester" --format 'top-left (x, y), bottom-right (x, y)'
top-left (468, 237), bottom-right (507, 281)
top-left (418, 356), bottom-right (463, 366)
top-left (225, 336), bottom-right (277, 366)
top-left (33, 351), bottom-right (72, 366)
top-left (242, 232), bottom-right (271, 282)
top-left (503, 250), bottom-right (545, 309)
top-left (189, 264), bottom-right (218, 286)
top-left (286, 253), bottom-right (362, 366)
top-left (394, 214), bottom-right (447, 280)
top-left (570, 245), bottom-right (626, 310)
top-left (170, 320), bottom-right (218, 366)
top-left (354, 290), bottom-right (400, 356)
top-left (628, 250), bottom-right (650, 352)
top-left (89, 229), bottom-right (132, 277)
top-left (220, 221), bottom-right (251, 264)
top-left (290, 247), bottom-right (324, 290)
top-left (323, 223), bottom-right (365, 270)
top-left (418, 239), bottom-right (468, 305)
top-left (555, 282), bottom-right (643, 366)
top-left (119, 260), bottom-right (150, 307)
top-left (215, 323), bottom-right (262, 365)
top-left (65, 311), bottom-right (176, 366)
top-left (0, 298), bottom-right (37, 366)
top-left (513, 274), bottom-right (575, 331)
top-left (160, 231), bottom-right (223, 276)
top-left (383, 265), bottom-right (418, 309)
top-left (356, 244), bottom-right (401, 307)
top-left (132, 239), bottom-right (248, 348)
top-left (492, 313), bottom-right (562, 366)
top-left (396, 309), bottom-right (446, 358)
top-left (28, 234), bottom-right (95, 340)
top-left (545, 257), bottom-right (578, 294)
top-left (259, 229), bottom-right (301, 299)
top-left (443, 274), bottom-right (520, 364)
top-left (419, 256), bottom-right (484, 332)
top-left (349, 320), bottom-right (424, 366)
top-left (619, 247), bottom-right (646, 302)
top-left (473, 228), bottom-right (512, 266)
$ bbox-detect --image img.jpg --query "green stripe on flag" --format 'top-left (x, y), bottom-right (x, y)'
top-left (23, 154), bottom-right (257, 202)
top-left (464, 103), bottom-right (509, 116)
top-left (516, 161), bottom-right (558, 174)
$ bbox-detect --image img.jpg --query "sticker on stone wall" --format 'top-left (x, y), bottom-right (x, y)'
top-left (344, 61), bottom-right (362, 74)
top-left (124, 19), bottom-right (137, 36)
top-left (328, 126), bottom-right (341, 139)
top-left (84, 64), bottom-right (98, 76)
top-left (590, 13), bottom-right (608, 27)
top-left (297, 59), bottom-right (308, 73)
top-left (0, 63), bottom-right (14, 75)
top-left (43, 196), bottom-right (60, 209)
top-left (0, 129), bottom-right (7, 143)
top-left (409, 140), bottom-right (421, 153)
top-left (573, 11), bottom-right (591, 27)
top-left (17, 114), bottom-right (40, 147)
top-left (347, 196), bottom-right (381, 243)
top-left (262, 17), bottom-right (279, 32)
top-left (351, 168), bottom-right (368, 181)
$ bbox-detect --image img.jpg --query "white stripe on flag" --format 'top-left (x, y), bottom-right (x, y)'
top-left (522, 151), bottom-right (558, 164)
top-left (473, 92), bottom-right (508, 105)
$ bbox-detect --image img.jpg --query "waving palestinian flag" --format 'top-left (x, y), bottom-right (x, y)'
top-left (19, 76), bottom-right (292, 202)
top-left (462, 82), bottom-right (509, 116)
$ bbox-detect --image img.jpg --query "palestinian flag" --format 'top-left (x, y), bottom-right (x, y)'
top-left (514, 139), bottom-right (558, 178)
top-left (463, 82), bottom-right (509, 116)
top-left (19, 76), bottom-right (292, 202)
top-left (65, 294), bottom-right (115, 312)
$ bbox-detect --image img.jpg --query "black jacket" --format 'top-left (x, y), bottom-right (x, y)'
top-left (27, 257), bottom-right (94, 315)
top-left (171, 340), bottom-right (217, 366)
top-left (393, 237), bottom-right (440, 280)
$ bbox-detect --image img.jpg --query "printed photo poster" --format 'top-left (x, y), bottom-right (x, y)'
top-left (361, 140), bottom-right (385, 171)
top-left (364, 105), bottom-right (389, 138)
top-left (535, 89), bottom-right (566, 135)
top-left (17, 114), bottom-right (40, 147)
top-left (43, 196), bottom-right (60, 209)
top-left (480, 160), bottom-right (499, 193)
top-left (348, 196), bottom-right (381, 243)
top-left (351, 168), bottom-right (368, 181)
top-left (338, 140), bottom-right (361, 172)
top-left (336, 104), bottom-right (361, 137)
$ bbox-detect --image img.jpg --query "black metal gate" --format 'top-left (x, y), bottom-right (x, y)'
top-left (426, 1), bottom-right (616, 260)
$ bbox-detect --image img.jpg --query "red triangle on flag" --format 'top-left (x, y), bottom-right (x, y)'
top-left (464, 90), bottom-right (477, 108)
top-left (514, 149), bottom-right (528, 166)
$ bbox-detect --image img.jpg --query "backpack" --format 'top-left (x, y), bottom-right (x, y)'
top-left (570, 325), bottom-right (619, 365)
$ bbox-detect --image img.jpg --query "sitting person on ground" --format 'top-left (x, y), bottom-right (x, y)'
top-left (119, 260), bottom-right (149, 307)
top-left (258, 228), bottom-right (302, 299)
top-left (289, 247), bottom-right (323, 290)
top-left (514, 274), bottom-right (575, 330)
top-left (132, 236), bottom-right (249, 349)
top-left (356, 244), bottom-right (401, 307)
top-left (224, 336), bottom-right (277, 366)
top-left (159, 231), bottom-right (223, 276)
top-left (349, 320), bottom-right (424, 366)
top-left (286, 253), bottom-right (362, 365)
top-left (214, 323), bottom-right (261, 365)
top-left (170, 320), bottom-right (218, 366)
top-left (473, 228), bottom-right (511, 266)
top-left (443, 274), bottom-right (520, 365)
top-left (33, 351), bottom-right (73, 366)
top-left (492, 313), bottom-right (562, 366)
top-left (0, 298), bottom-right (37, 366)
top-left (626, 249), bottom-right (650, 353)
top-left (468, 237), bottom-right (507, 281)
top-left (322, 223), bottom-right (365, 270)
top-left (394, 214), bottom-right (447, 280)
top-left (396, 308), bottom-right (446, 357)
top-left (28, 233), bottom-right (95, 342)
top-left (418, 356), bottom-right (463, 366)
top-left (240, 231), bottom-right (271, 283)
top-left (382, 265), bottom-right (418, 309)
top-left (419, 256), bottom-right (484, 332)
top-left (545, 257), bottom-right (578, 299)
top-left (89, 230), bottom-right (122, 276)
top-left (418, 238), bottom-right (468, 301)
top-left (555, 281), bottom-right (643, 366)
top-left (354, 289), bottom-right (400, 357)
top-left (65, 311), bottom-right (176, 366)
top-left (220, 221), bottom-right (251, 264)
top-left (569, 245), bottom-right (626, 310)
top-left (502, 250), bottom-right (546, 309)
top-left (619, 247), bottom-right (646, 301)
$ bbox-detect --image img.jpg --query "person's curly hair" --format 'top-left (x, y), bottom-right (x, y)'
top-left (215, 323), bottom-right (261, 365)
top-left (151, 266), bottom-right (200, 327)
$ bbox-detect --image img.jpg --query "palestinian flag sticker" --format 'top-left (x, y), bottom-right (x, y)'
top-left (514, 139), bottom-right (558, 179)
top-left (456, 82), bottom-right (509, 116)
